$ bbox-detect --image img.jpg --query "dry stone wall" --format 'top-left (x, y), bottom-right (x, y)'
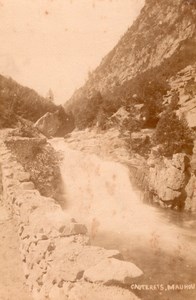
top-left (0, 133), bottom-right (142, 300)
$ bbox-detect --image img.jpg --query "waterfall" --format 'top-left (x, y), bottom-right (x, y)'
top-left (50, 138), bottom-right (196, 261)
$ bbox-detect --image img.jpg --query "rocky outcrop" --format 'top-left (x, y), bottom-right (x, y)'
top-left (128, 152), bottom-right (196, 211)
top-left (148, 153), bottom-right (190, 208)
top-left (0, 130), bottom-right (142, 300)
top-left (164, 63), bottom-right (196, 128)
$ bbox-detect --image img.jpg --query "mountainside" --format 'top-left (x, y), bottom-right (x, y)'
top-left (63, 0), bottom-right (196, 212)
top-left (0, 75), bottom-right (74, 136)
top-left (65, 0), bottom-right (196, 130)
top-left (0, 75), bottom-right (57, 126)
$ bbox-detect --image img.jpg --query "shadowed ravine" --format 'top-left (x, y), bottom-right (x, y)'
top-left (51, 138), bottom-right (196, 300)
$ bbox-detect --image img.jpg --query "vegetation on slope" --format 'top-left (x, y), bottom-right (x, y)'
top-left (65, 0), bottom-right (196, 136)
top-left (0, 75), bottom-right (56, 128)
top-left (0, 75), bottom-right (74, 136)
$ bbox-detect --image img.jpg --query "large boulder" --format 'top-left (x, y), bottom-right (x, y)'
top-left (43, 238), bottom-right (121, 286)
top-left (83, 258), bottom-right (143, 284)
top-left (34, 112), bottom-right (61, 137)
top-left (34, 107), bottom-right (75, 137)
top-left (110, 107), bottom-right (129, 127)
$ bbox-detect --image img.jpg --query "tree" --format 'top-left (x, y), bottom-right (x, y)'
top-left (46, 89), bottom-right (54, 102)
top-left (153, 111), bottom-right (193, 157)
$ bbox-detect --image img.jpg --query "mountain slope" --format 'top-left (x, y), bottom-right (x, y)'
top-left (0, 75), bottom-right (75, 136)
top-left (65, 0), bottom-right (196, 130)
top-left (0, 75), bottom-right (57, 128)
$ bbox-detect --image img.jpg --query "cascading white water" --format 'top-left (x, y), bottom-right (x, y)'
top-left (50, 138), bottom-right (196, 261)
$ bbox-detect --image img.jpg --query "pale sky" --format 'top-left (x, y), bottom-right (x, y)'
top-left (0, 0), bottom-right (144, 104)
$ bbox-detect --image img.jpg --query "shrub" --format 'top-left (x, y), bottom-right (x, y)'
top-left (69, 90), bottom-right (103, 129)
top-left (0, 100), bottom-right (17, 128)
top-left (130, 135), bottom-right (152, 157)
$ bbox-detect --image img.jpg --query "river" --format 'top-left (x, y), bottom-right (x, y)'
top-left (50, 138), bottom-right (196, 300)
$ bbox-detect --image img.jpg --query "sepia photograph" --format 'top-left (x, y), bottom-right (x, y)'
top-left (0, 0), bottom-right (196, 299)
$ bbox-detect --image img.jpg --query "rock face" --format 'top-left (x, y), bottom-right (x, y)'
top-left (0, 130), bottom-right (142, 300)
top-left (148, 153), bottom-right (189, 207)
top-left (164, 63), bottom-right (196, 129)
top-left (65, 0), bottom-right (196, 114)
top-left (128, 152), bottom-right (196, 210)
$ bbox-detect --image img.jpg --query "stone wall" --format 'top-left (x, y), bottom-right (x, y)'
top-left (0, 133), bottom-right (142, 300)
top-left (5, 136), bottom-right (65, 202)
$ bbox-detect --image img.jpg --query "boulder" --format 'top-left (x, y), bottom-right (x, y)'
top-left (20, 181), bottom-right (35, 190)
top-left (43, 239), bottom-right (122, 287)
top-left (84, 258), bottom-right (143, 284)
top-left (110, 107), bottom-right (129, 126)
top-left (34, 112), bottom-right (61, 137)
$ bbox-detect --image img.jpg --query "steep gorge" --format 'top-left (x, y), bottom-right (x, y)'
top-left (64, 0), bottom-right (196, 212)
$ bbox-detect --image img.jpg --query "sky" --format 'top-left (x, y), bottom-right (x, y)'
top-left (0, 0), bottom-right (144, 104)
